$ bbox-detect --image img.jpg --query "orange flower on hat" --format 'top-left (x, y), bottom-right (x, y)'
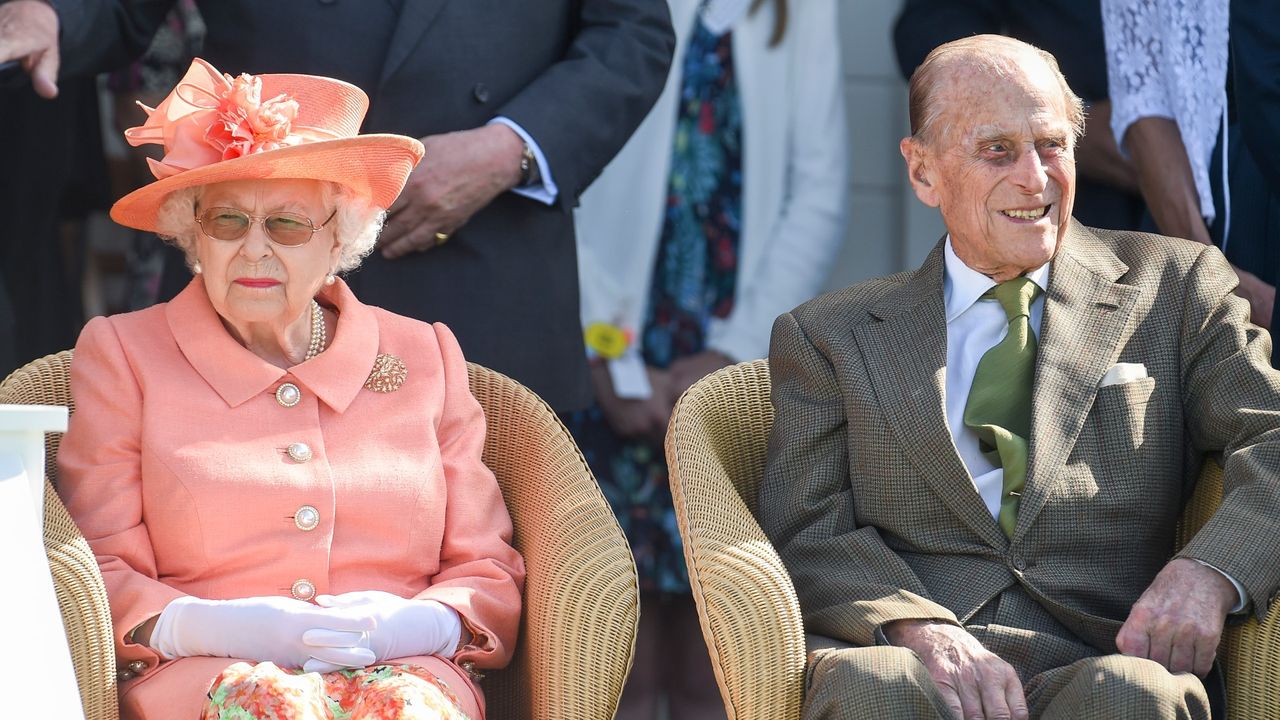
top-left (205, 73), bottom-right (301, 160)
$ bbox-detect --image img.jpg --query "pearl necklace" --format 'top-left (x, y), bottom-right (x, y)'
top-left (304, 300), bottom-right (327, 361)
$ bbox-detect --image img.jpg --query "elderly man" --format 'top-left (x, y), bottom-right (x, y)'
top-left (760, 35), bottom-right (1280, 720)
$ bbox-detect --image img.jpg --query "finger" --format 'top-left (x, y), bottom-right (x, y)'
top-left (304, 611), bottom-right (377, 634)
top-left (938, 686), bottom-right (965, 720)
top-left (302, 658), bottom-right (347, 674)
top-left (376, 214), bottom-right (411, 248)
top-left (1004, 669), bottom-right (1029, 720)
top-left (380, 226), bottom-right (434, 260)
top-left (302, 628), bottom-right (367, 648)
top-left (1115, 621), bottom-right (1150, 659)
top-left (955, 676), bottom-right (985, 720)
top-left (977, 670), bottom-right (1013, 720)
top-left (30, 46), bottom-right (58, 99)
top-left (1192, 633), bottom-right (1218, 678)
top-left (1146, 623), bottom-right (1175, 671)
top-left (1167, 633), bottom-right (1197, 675)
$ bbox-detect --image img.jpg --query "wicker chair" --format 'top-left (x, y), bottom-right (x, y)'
top-left (0, 350), bottom-right (638, 720)
top-left (665, 358), bottom-right (1280, 720)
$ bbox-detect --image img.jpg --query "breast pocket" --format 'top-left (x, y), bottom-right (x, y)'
top-left (1092, 376), bottom-right (1156, 454)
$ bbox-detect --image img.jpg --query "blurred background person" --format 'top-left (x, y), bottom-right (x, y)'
top-left (1, 0), bottom-right (676, 414)
top-left (568, 0), bottom-right (848, 716)
top-left (1103, 0), bottom-right (1278, 337)
top-left (893, 0), bottom-right (1147, 234)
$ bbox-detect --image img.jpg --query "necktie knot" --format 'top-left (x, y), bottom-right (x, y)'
top-left (984, 276), bottom-right (1041, 321)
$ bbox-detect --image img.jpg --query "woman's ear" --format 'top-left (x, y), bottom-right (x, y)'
top-left (900, 136), bottom-right (940, 208)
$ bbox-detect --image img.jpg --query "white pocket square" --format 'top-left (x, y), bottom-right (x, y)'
top-left (1100, 362), bottom-right (1148, 387)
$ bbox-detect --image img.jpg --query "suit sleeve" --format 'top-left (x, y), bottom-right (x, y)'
top-left (759, 311), bottom-right (959, 647)
top-left (1230, 0), bottom-right (1280, 195)
top-left (1175, 245), bottom-right (1280, 621)
top-left (494, 0), bottom-right (675, 211)
top-left (415, 323), bottom-right (526, 669)
top-left (48, 0), bottom-right (173, 78)
top-left (57, 317), bottom-right (186, 670)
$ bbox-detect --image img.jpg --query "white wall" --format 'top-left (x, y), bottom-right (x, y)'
top-left (824, 0), bottom-right (945, 292)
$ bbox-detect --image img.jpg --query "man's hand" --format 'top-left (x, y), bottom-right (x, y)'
top-left (884, 620), bottom-right (1028, 720)
top-left (377, 124), bottom-right (524, 259)
top-left (1116, 558), bottom-right (1237, 678)
top-left (589, 360), bottom-right (673, 446)
top-left (667, 350), bottom-right (733, 402)
top-left (0, 0), bottom-right (60, 99)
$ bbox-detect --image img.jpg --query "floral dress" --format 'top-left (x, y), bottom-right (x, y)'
top-left (565, 13), bottom-right (742, 595)
top-left (203, 662), bottom-right (471, 720)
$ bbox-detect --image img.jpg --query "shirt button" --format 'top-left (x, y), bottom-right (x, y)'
top-left (276, 383), bottom-right (302, 407)
top-left (127, 659), bottom-right (148, 674)
top-left (291, 579), bottom-right (316, 601)
top-left (472, 83), bottom-right (490, 103)
top-left (295, 505), bottom-right (320, 531)
top-left (286, 442), bottom-right (313, 463)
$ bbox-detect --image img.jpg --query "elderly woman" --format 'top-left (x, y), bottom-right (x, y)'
top-left (56, 59), bottom-right (524, 720)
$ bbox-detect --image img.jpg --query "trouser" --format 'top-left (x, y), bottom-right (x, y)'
top-left (803, 645), bottom-right (1210, 720)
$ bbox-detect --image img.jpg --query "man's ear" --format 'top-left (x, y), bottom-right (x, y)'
top-left (900, 136), bottom-right (941, 208)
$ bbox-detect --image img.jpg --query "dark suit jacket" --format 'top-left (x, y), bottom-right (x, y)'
top-left (55, 0), bottom-right (675, 411)
top-left (760, 223), bottom-right (1280, 673)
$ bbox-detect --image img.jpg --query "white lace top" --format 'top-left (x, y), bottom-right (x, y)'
top-left (1102, 0), bottom-right (1229, 226)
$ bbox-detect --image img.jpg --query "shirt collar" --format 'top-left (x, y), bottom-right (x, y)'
top-left (167, 276), bottom-right (379, 412)
top-left (943, 235), bottom-right (1051, 322)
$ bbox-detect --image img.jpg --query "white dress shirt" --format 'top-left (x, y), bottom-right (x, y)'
top-left (943, 237), bottom-right (1050, 518)
top-left (942, 237), bottom-right (1246, 610)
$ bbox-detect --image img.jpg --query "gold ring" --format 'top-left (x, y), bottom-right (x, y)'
top-left (434, 232), bottom-right (450, 245)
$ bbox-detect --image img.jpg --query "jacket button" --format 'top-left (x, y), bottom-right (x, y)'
top-left (294, 505), bottom-right (320, 531)
top-left (472, 83), bottom-right (490, 103)
top-left (1010, 554), bottom-right (1027, 572)
top-left (276, 383), bottom-right (302, 407)
top-left (286, 442), bottom-right (313, 463)
top-left (291, 579), bottom-right (316, 601)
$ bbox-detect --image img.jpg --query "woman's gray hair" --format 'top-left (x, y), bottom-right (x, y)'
top-left (153, 181), bottom-right (386, 274)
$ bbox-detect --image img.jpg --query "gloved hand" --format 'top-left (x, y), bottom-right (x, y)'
top-left (313, 590), bottom-right (462, 667)
top-left (149, 595), bottom-right (377, 670)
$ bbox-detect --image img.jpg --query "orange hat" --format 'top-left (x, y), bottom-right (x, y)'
top-left (110, 58), bottom-right (424, 232)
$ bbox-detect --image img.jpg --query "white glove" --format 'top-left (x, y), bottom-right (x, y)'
top-left (150, 595), bottom-right (377, 670)
top-left (313, 590), bottom-right (462, 667)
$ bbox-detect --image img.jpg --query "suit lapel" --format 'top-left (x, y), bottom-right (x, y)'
top-left (1013, 222), bottom-right (1140, 542)
top-left (378, 0), bottom-right (449, 86)
top-left (854, 241), bottom-right (1009, 549)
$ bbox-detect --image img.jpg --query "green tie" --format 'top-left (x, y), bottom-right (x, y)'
top-left (963, 277), bottom-right (1042, 538)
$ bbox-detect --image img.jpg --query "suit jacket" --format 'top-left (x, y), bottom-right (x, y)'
top-left (57, 278), bottom-right (525, 719)
top-left (56, 0), bottom-right (676, 412)
top-left (759, 222), bottom-right (1280, 669)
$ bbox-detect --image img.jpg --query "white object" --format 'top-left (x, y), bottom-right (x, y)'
top-left (150, 594), bottom-right (377, 669)
top-left (609, 352), bottom-right (654, 400)
top-left (313, 590), bottom-right (462, 671)
top-left (575, 0), bottom-right (849, 364)
top-left (1100, 362), bottom-right (1149, 387)
top-left (0, 455), bottom-right (85, 717)
top-left (0, 404), bottom-right (69, 518)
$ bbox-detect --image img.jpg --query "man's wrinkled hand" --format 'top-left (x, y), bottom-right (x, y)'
top-left (1116, 557), bottom-right (1236, 677)
top-left (884, 620), bottom-right (1028, 720)
top-left (0, 0), bottom-right (60, 99)
top-left (377, 124), bottom-right (524, 259)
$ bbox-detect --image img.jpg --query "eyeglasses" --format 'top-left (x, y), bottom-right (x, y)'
top-left (195, 206), bottom-right (338, 247)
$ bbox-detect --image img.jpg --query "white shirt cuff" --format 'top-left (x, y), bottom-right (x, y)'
top-left (1192, 559), bottom-right (1247, 614)
top-left (488, 117), bottom-right (558, 206)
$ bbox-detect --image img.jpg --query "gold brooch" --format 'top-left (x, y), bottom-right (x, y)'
top-left (364, 353), bottom-right (407, 393)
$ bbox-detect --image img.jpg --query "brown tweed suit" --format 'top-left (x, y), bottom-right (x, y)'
top-left (760, 222), bottom-right (1280, 718)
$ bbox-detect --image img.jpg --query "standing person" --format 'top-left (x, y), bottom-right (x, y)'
top-left (1102, 0), bottom-right (1277, 334)
top-left (0, 0), bottom-right (676, 412)
top-left (760, 34), bottom-right (1280, 720)
top-left (570, 0), bottom-right (847, 716)
top-left (893, 0), bottom-right (1146, 233)
top-left (58, 59), bottom-right (525, 719)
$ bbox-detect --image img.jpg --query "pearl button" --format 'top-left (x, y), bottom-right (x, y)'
top-left (276, 383), bottom-right (301, 407)
top-left (286, 442), bottom-right (313, 463)
top-left (128, 659), bottom-right (147, 674)
top-left (291, 579), bottom-right (316, 601)
top-left (295, 505), bottom-right (320, 531)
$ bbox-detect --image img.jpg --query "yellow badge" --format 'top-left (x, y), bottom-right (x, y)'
top-left (584, 322), bottom-right (630, 359)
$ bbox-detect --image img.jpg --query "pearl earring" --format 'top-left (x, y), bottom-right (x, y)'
top-left (192, 262), bottom-right (202, 275)
top-left (324, 274), bottom-right (336, 286)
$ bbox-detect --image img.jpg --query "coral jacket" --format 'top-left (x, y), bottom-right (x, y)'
top-left (58, 278), bottom-right (524, 719)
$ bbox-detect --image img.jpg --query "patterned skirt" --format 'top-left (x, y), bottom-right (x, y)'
top-left (202, 662), bottom-right (472, 720)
